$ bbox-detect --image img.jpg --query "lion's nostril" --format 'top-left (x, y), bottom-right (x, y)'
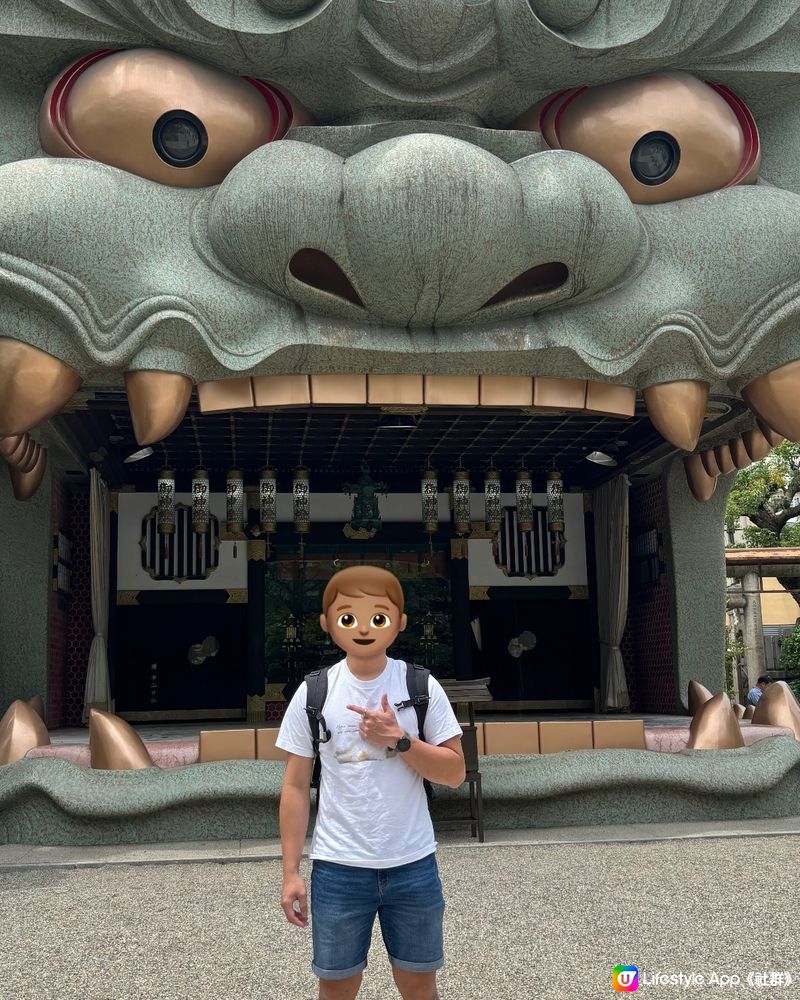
top-left (482, 262), bottom-right (569, 308)
top-left (289, 249), bottom-right (363, 306)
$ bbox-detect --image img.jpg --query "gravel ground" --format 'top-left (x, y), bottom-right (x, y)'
top-left (0, 836), bottom-right (797, 1000)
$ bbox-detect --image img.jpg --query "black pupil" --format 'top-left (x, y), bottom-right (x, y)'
top-left (342, 615), bottom-right (354, 626)
top-left (153, 110), bottom-right (207, 167)
top-left (373, 614), bottom-right (386, 626)
top-left (160, 119), bottom-right (200, 160)
top-left (630, 131), bottom-right (680, 185)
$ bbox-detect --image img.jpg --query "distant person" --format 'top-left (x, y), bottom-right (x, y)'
top-left (747, 675), bottom-right (772, 705)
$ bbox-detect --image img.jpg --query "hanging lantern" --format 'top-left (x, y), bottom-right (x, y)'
top-left (452, 469), bottom-right (471, 536)
top-left (156, 468), bottom-right (176, 535)
top-left (484, 469), bottom-right (501, 534)
top-left (421, 468), bottom-right (438, 534)
top-left (546, 469), bottom-right (564, 533)
top-left (293, 468), bottom-right (310, 534)
top-left (226, 468), bottom-right (245, 534)
top-left (191, 468), bottom-right (210, 534)
top-left (515, 468), bottom-right (533, 532)
top-left (259, 467), bottom-right (277, 533)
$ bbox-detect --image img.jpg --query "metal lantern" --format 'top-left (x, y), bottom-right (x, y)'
top-left (191, 468), bottom-right (210, 534)
top-left (515, 468), bottom-right (533, 532)
top-left (546, 469), bottom-right (564, 533)
top-left (226, 468), bottom-right (245, 534)
top-left (452, 469), bottom-right (471, 536)
top-left (156, 468), bottom-right (176, 535)
top-left (484, 469), bottom-right (502, 534)
top-left (293, 468), bottom-right (310, 534)
top-left (421, 468), bottom-right (438, 534)
top-left (259, 467), bottom-right (277, 533)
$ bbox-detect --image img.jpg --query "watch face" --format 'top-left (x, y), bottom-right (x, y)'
top-left (396, 734), bottom-right (411, 752)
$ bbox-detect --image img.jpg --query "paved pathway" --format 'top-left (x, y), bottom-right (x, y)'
top-left (1, 824), bottom-right (798, 999)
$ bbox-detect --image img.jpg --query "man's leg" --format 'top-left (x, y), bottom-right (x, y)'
top-left (311, 861), bottom-right (378, 995)
top-left (377, 854), bottom-right (445, 1000)
top-left (318, 972), bottom-right (363, 1000)
top-left (391, 968), bottom-right (438, 1000)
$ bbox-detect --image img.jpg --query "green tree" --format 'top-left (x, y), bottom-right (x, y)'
top-left (778, 625), bottom-right (800, 700)
top-left (726, 440), bottom-right (800, 604)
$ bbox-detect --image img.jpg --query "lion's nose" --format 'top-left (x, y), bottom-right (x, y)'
top-left (209, 133), bottom-right (641, 327)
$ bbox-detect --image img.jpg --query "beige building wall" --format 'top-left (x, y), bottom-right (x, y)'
top-left (760, 577), bottom-right (800, 626)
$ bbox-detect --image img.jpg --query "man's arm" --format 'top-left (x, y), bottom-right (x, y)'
top-left (397, 732), bottom-right (466, 788)
top-left (279, 753), bottom-right (314, 928)
top-left (348, 694), bottom-right (466, 788)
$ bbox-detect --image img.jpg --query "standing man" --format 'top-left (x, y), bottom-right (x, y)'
top-left (276, 566), bottom-right (465, 1000)
top-left (747, 675), bottom-right (772, 705)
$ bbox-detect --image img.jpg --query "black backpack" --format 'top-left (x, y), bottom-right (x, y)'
top-left (305, 662), bottom-right (433, 803)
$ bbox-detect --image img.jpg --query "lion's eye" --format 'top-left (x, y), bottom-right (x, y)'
top-left (39, 48), bottom-right (311, 187)
top-left (516, 72), bottom-right (759, 204)
top-left (371, 614), bottom-right (391, 628)
top-left (337, 613), bottom-right (358, 629)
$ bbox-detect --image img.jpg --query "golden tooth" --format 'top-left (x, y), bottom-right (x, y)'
top-left (713, 443), bottom-right (736, 475)
top-left (423, 375), bottom-right (480, 406)
top-left (728, 437), bottom-right (752, 470)
top-left (688, 679), bottom-right (714, 717)
top-left (252, 375), bottom-right (311, 408)
top-left (583, 382), bottom-right (636, 417)
top-left (310, 374), bottom-right (367, 405)
top-left (367, 374), bottom-right (425, 406)
top-left (89, 708), bottom-right (154, 770)
top-left (532, 377), bottom-right (586, 410)
top-left (479, 376), bottom-right (534, 408)
top-left (9, 447), bottom-right (47, 501)
top-left (0, 338), bottom-right (82, 436)
top-left (755, 418), bottom-right (784, 448)
top-left (742, 427), bottom-right (771, 462)
top-left (0, 435), bottom-right (24, 460)
top-left (742, 361), bottom-right (800, 442)
top-left (197, 377), bottom-right (254, 413)
top-left (684, 453), bottom-right (717, 502)
top-left (125, 371), bottom-right (192, 445)
top-left (0, 699), bottom-right (50, 765)
top-left (642, 381), bottom-right (709, 451)
top-left (687, 692), bottom-right (745, 749)
top-left (700, 449), bottom-right (721, 478)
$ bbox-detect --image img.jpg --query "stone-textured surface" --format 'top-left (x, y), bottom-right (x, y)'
top-left (0, 462), bottom-right (52, 712)
top-left (2, 738), bottom-right (799, 845)
top-left (0, 835), bottom-right (798, 999)
top-left (0, 2), bottom-right (799, 386)
top-left (663, 457), bottom-right (734, 709)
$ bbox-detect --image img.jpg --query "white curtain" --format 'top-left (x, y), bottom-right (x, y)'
top-left (83, 468), bottom-right (111, 722)
top-left (594, 474), bottom-right (631, 710)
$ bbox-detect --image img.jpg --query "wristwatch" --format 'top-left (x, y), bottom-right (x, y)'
top-left (391, 731), bottom-right (412, 753)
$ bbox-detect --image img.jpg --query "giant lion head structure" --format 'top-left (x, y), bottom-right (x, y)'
top-left (2, 0), bottom-right (800, 501)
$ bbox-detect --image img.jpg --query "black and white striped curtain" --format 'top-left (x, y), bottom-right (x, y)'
top-left (495, 506), bottom-right (558, 578)
top-left (142, 506), bottom-right (219, 580)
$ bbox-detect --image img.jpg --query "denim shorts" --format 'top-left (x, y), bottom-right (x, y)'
top-left (310, 852), bottom-right (445, 980)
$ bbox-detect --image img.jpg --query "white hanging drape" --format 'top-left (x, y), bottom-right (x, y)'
top-left (83, 468), bottom-right (111, 722)
top-left (594, 474), bottom-right (631, 711)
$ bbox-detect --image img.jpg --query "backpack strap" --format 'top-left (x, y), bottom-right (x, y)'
top-left (305, 667), bottom-right (331, 794)
top-left (394, 662), bottom-right (434, 801)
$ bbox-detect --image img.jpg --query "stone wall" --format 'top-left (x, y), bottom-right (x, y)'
top-left (623, 477), bottom-right (676, 713)
top-left (0, 462), bottom-right (52, 712)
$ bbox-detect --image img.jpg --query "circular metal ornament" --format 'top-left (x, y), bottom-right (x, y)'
top-left (630, 130), bottom-right (680, 185)
top-left (153, 109), bottom-right (208, 167)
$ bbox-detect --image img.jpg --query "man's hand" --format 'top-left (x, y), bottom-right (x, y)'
top-left (346, 693), bottom-right (404, 748)
top-left (281, 872), bottom-right (308, 928)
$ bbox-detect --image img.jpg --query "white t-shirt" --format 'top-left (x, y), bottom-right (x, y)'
top-left (276, 657), bottom-right (462, 869)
